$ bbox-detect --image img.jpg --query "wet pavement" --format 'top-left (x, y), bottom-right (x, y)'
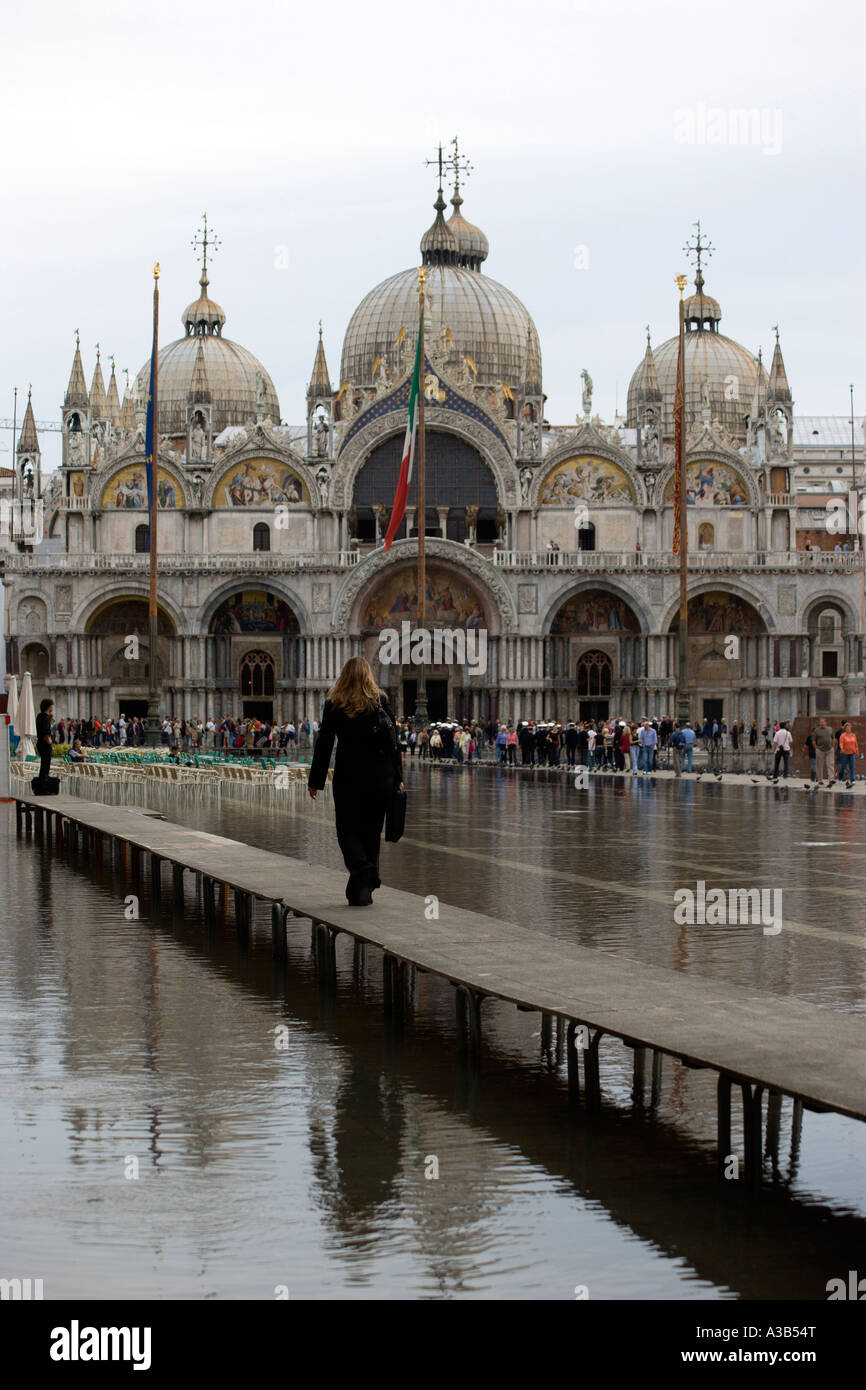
top-left (0, 765), bottom-right (863, 1299)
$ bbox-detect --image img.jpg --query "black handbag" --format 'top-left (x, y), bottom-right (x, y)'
top-left (385, 786), bottom-right (407, 842)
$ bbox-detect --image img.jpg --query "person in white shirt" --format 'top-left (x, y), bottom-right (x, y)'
top-left (206, 718), bottom-right (216, 747)
top-left (772, 722), bottom-right (793, 779)
top-left (587, 725), bottom-right (597, 768)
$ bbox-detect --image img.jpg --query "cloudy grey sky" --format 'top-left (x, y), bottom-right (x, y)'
top-left (2, 0), bottom-right (864, 473)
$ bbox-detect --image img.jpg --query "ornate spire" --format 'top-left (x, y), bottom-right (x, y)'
top-left (89, 345), bottom-right (107, 419)
top-left (445, 136), bottom-right (488, 269)
top-left (634, 328), bottom-right (662, 403)
top-left (421, 142), bottom-right (460, 265)
top-left (17, 388), bottom-right (39, 456)
top-left (308, 322), bottom-right (332, 396)
top-left (187, 338), bottom-right (212, 404)
top-left (682, 221), bottom-right (720, 331)
top-left (64, 329), bottom-right (89, 410)
top-left (766, 326), bottom-right (792, 402)
top-left (105, 355), bottom-right (122, 425)
top-left (520, 323), bottom-right (541, 398)
top-left (120, 369), bottom-right (136, 430)
top-left (184, 214), bottom-right (226, 337)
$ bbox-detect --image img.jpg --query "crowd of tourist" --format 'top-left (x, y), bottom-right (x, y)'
top-left (41, 708), bottom-right (861, 784)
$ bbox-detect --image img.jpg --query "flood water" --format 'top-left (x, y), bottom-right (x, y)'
top-left (1, 763), bottom-right (864, 1300)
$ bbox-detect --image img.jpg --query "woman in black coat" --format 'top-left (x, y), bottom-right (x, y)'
top-left (308, 657), bottom-right (404, 906)
top-left (35, 697), bottom-right (54, 790)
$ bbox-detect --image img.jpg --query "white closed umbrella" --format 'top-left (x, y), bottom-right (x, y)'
top-left (18, 671), bottom-right (37, 761)
top-left (6, 674), bottom-right (19, 758)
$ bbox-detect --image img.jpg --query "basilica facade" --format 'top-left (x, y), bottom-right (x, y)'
top-left (2, 179), bottom-right (864, 727)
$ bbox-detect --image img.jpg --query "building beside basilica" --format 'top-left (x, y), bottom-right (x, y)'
top-left (2, 175), bottom-right (864, 727)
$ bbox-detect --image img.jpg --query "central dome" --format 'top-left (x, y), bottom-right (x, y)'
top-left (340, 192), bottom-right (541, 396)
top-left (135, 271), bottom-right (280, 437)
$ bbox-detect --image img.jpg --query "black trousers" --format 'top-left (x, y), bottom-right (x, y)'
top-left (333, 782), bottom-right (390, 894)
top-left (36, 741), bottom-right (52, 786)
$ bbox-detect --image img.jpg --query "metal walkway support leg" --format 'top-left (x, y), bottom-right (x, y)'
top-left (34, 807), bottom-right (44, 840)
top-left (352, 939), bottom-right (368, 982)
top-left (583, 1029), bottom-right (603, 1111)
top-left (717, 1073), bottom-right (733, 1177)
top-left (383, 953), bottom-right (406, 1027)
top-left (765, 1089), bottom-right (782, 1177)
top-left (172, 863), bottom-right (185, 909)
top-left (632, 1045), bottom-right (647, 1111)
top-left (741, 1081), bottom-right (765, 1185)
top-left (650, 1048), bottom-right (664, 1111)
top-left (150, 854), bottom-right (162, 899)
top-left (566, 1021), bottom-right (582, 1110)
top-left (202, 876), bottom-right (216, 924)
top-left (455, 985), bottom-right (482, 1063)
top-left (15, 801), bottom-right (23, 836)
top-left (235, 889), bottom-right (253, 942)
top-left (271, 902), bottom-right (287, 960)
top-left (789, 1097), bottom-right (804, 1182)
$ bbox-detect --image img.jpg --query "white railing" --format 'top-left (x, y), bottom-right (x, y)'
top-left (767, 493), bottom-right (796, 507)
top-left (0, 550), bottom-right (362, 573)
top-left (493, 549), bottom-right (864, 574)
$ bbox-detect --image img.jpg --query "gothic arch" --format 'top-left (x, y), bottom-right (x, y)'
top-left (653, 454), bottom-right (760, 510)
top-left (197, 577), bottom-right (310, 635)
top-left (95, 454), bottom-right (188, 509)
top-left (534, 435), bottom-right (645, 510)
top-left (73, 585), bottom-right (183, 635)
top-left (333, 410), bottom-right (515, 512)
top-left (333, 538), bottom-right (516, 635)
top-left (659, 581), bottom-right (773, 636)
top-left (540, 578), bottom-right (652, 635)
top-left (801, 593), bottom-right (860, 635)
top-left (204, 439), bottom-right (316, 510)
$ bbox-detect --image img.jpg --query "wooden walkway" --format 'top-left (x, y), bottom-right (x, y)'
top-left (12, 793), bottom-right (866, 1179)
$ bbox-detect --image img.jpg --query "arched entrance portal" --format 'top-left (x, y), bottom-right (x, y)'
top-left (576, 649), bottom-right (612, 722)
top-left (550, 587), bottom-right (642, 721)
top-left (668, 590), bottom-right (766, 725)
top-left (359, 562), bottom-right (490, 721)
top-left (240, 650), bottom-right (276, 720)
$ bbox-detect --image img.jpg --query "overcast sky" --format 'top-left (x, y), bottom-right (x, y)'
top-left (3, 0), bottom-right (864, 474)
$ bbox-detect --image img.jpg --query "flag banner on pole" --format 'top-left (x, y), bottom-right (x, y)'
top-left (144, 319), bottom-right (157, 512)
top-left (672, 309), bottom-right (684, 556)
top-left (383, 321), bottom-right (423, 551)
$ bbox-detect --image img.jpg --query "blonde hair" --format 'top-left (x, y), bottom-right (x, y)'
top-left (327, 656), bottom-right (385, 718)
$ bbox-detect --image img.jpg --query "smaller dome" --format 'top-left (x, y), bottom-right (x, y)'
top-left (182, 273), bottom-right (227, 337)
top-left (684, 272), bottom-right (721, 330)
top-left (420, 191), bottom-right (459, 263)
top-left (446, 192), bottom-right (489, 269)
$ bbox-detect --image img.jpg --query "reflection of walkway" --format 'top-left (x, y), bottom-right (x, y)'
top-left (15, 793), bottom-right (866, 1129)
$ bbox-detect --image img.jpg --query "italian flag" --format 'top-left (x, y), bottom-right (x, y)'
top-left (383, 319), bottom-right (423, 551)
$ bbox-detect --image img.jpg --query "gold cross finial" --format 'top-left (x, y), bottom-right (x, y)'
top-left (191, 213), bottom-right (220, 282)
top-left (675, 274), bottom-right (688, 299)
top-left (447, 136), bottom-right (473, 199)
top-left (683, 220), bottom-right (714, 279)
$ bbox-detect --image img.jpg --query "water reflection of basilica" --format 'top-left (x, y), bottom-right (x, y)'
top-left (3, 175), bottom-right (863, 727)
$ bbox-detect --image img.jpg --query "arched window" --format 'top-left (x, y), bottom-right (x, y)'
top-left (577, 521), bottom-right (596, 552)
top-left (134, 524), bottom-right (150, 553)
top-left (577, 650), bottom-right (612, 698)
top-left (353, 430), bottom-right (499, 543)
top-left (698, 522), bottom-right (714, 550)
top-left (818, 611), bottom-right (837, 646)
top-left (241, 650), bottom-right (275, 697)
top-left (253, 522), bottom-right (270, 552)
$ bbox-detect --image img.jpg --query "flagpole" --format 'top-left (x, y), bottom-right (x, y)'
top-left (674, 273), bottom-right (689, 726)
top-left (413, 267), bottom-right (429, 729)
top-left (146, 263), bottom-right (161, 745)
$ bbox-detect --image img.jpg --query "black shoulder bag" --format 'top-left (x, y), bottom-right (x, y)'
top-left (371, 699), bottom-right (406, 843)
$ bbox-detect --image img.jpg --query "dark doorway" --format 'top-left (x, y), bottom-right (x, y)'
top-left (119, 699), bottom-right (148, 718)
top-left (243, 700), bottom-right (274, 721)
top-left (403, 677), bottom-right (449, 722)
top-left (580, 700), bottom-right (609, 723)
top-left (702, 698), bottom-right (723, 724)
